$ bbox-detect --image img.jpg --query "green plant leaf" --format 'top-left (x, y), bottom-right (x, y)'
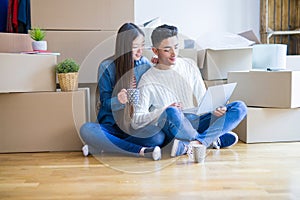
top-left (56, 58), bottom-right (80, 73)
top-left (30, 27), bottom-right (46, 41)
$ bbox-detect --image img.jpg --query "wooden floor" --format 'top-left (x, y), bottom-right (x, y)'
top-left (1, 141), bottom-right (300, 200)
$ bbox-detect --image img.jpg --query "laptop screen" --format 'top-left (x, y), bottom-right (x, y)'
top-left (183, 82), bottom-right (237, 115)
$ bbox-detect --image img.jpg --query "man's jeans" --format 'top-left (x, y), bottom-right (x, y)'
top-left (157, 101), bottom-right (247, 147)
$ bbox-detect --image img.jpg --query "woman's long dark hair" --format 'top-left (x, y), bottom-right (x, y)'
top-left (114, 23), bottom-right (145, 88)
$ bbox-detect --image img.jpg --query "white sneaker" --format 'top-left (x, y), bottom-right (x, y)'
top-left (144, 146), bottom-right (161, 161)
top-left (170, 139), bottom-right (190, 157)
top-left (82, 144), bottom-right (89, 157)
top-left (152, 146), bottom-right (161, 161)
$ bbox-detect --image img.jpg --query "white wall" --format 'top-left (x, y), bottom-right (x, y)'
top-left (134, 0), bottom-right (260, 40)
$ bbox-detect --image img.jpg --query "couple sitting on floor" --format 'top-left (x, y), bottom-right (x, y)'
top-left (80, 23), bottom-right (247, 161)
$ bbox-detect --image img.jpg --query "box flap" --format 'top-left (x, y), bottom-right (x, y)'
top-left (238, 30), bottom-right (261, 44)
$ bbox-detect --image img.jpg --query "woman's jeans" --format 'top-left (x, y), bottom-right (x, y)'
top-left (80, 122), bottom-right (165, 156)
top-left (157, 101), bottom-right (247, 147)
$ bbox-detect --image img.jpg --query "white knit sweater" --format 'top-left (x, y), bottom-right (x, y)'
top-left (131, 58), bottom-right (206, 129)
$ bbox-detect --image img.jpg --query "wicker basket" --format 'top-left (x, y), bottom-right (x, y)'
top-left (57, 72), bottom-right (79, 92)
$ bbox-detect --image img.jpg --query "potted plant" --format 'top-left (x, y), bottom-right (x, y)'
top-left (56, 58), bottom-right (80, 92)
top-left (29, 27), bottom-right (47, 51)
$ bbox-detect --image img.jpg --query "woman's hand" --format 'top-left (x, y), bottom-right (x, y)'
top-left (117, 89), bottom-right (128, 104)
top-left (151, 55), bottom-right (159, 64)
top-left (212, 106), bottom-right (227, 117)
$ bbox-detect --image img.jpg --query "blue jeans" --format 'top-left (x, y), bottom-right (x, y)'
top-left (80, 123), bottom-right (165, 156)
top-left (157, 101), bottom-right (247, 147)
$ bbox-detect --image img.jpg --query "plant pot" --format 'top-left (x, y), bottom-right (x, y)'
top-left (57, 72), bottom-right (79, 92)
top-left (32, 41), bottom-right (47, 51)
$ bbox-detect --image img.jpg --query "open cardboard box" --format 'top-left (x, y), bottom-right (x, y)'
top-left (197, 30), bottom-right (260, 80)
top-left (197, 47), bottom-right (252, 80)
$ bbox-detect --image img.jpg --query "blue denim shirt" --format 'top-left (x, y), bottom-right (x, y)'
top-left (97, 56), bottom-right (152, 126)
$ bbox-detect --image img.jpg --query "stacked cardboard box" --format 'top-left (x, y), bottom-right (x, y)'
top-left (31, 0), bottom-right (136, 121)
top-left (31, 0), bottom-right (136, 83)
top-left (0, 53), bottom-right (57, 93)
top-left (0, 90), bottom-right (88, 152)
top-left (228, 70), bottom-right (300, 143)
top-left (0, 33), bottom-right (88, 152)
top-left (31, 0), bottom-right (134, 31)
top-left (0, 33), bottom-right (33, 53)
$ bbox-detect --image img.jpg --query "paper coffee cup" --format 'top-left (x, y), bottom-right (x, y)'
top-left (192, 144), bottom-right (206, 163)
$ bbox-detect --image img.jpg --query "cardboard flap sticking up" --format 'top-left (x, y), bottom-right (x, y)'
top-left (238, 30), bottom-right (261, 44)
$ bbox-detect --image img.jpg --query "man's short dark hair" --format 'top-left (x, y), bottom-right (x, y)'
top-left (151, 24), bottom-right (178, 47)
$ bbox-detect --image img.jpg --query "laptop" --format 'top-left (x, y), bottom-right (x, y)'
top-left (183, 82), bottom-right (237, 115)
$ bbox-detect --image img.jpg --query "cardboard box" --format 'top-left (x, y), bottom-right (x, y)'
top-left (79, 83), bottom-right (98, 122)
top-left (0, 53), bottom-right (57, 93)
top-left (286, 55), bottom-right (300, 70)
top-left (45, 30), bottom-right (116, 83)
top-left (234, 107), bottom-right (300, 143)
top-left (0, 32), bottom-right (33, 53)
top-left (31, 0), bottom-right (134, 30)
top-left (179, 49), bottom-right (198, 63)
top-left (228, 71), bottom-right (300, 108)
top-left (197, 47), bottom-right (252, 80)
top-left (0, 90), bottom-right (88, 153)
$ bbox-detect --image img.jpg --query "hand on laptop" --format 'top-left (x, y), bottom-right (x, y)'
top-left (213, 106), bottom-right (227, 117)
top-left (169, 102), bottom-right (183, 110)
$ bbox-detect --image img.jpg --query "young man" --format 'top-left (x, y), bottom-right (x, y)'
top-left (131, 24), bottom-right (247, 157)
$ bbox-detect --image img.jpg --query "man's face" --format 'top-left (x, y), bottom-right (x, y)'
top-left (153, 36), bottom-right (179, 66)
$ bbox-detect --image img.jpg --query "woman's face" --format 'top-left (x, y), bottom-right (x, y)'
top-left (132, 34), bottom-right (145, 61)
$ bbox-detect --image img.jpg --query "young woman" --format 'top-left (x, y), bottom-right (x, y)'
top-left (80, 23), bottom-right (165, 161)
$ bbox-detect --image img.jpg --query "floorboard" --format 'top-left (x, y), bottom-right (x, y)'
top-left (1, 141), bottom-right (300, 199)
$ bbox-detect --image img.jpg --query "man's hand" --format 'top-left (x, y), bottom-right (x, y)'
top-left (213, 106), bottom-right (227, 117)
top-left (169, 102), bottom-right (183, 110)
top-left (117, 89), bottom-right (128, 104)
